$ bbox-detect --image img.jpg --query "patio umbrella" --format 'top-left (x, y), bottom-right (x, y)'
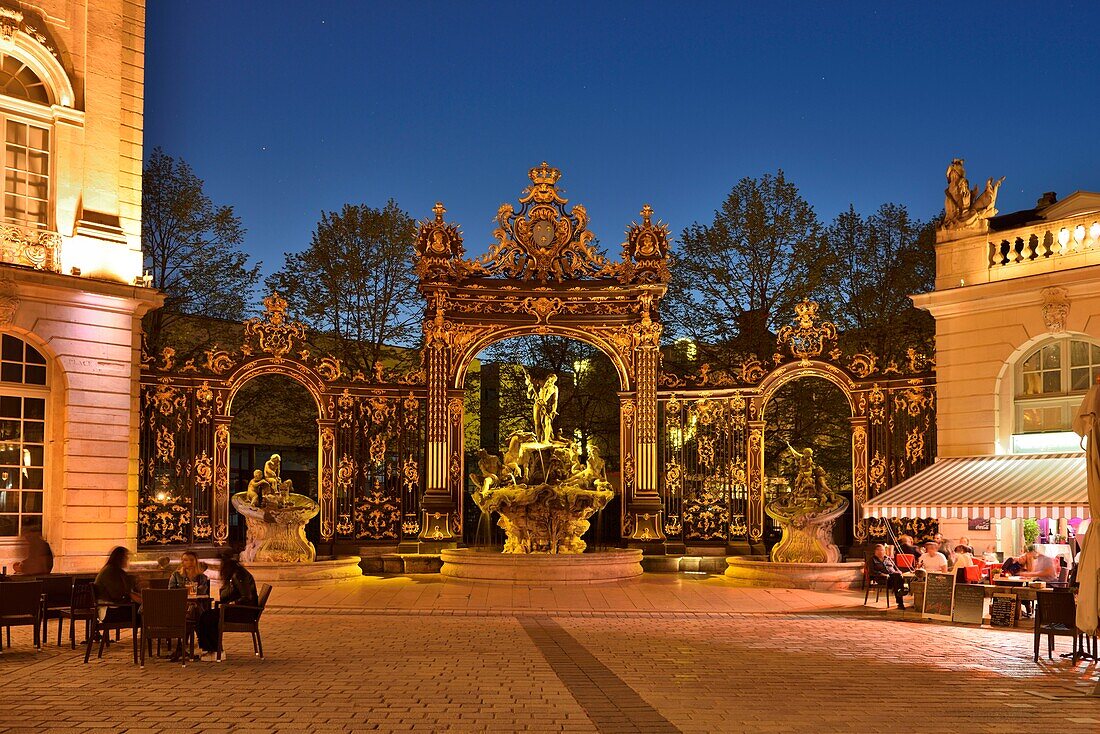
top-left (1071, 378), bottom-right (1100, 639)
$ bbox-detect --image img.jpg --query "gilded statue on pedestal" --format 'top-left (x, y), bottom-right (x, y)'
top-left (765, 440), bottom-right (848, 564)
top-left (231, 452), bottom-right (320, 563)
top-left (469, 371), bottom-right (613, 554)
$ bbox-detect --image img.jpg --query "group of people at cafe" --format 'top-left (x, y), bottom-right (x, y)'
top-left (90, 546), bottom-right (257, 661)
top-left (868, 532), bottom-right (1064, 612)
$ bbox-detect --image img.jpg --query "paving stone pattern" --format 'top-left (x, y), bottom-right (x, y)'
top-left (1, 605), bottom-right (1098, 734)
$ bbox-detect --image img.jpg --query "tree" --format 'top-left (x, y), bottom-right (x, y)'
top-left (267, 201), bottom-right (421, 374)
top-left (142, 148), bottom-right (259, 357)
top-left (823, 203), bottom-right (936, 363)
top-left (665, 170), bottom-right (824, 368)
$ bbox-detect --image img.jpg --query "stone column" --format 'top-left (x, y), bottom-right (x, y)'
top-left (212, 418), bottom-right (231, 546)
top-left (746, 420), bottom-right (766, 550)
top-left (626, 345), bottom-right (664, 542)
top-left (850, 417), bottom-right (870, 544)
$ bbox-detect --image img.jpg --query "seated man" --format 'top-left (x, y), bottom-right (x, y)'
top-left (868, 544), bottom-right (907, 610)
top-left (916, 541), bottom-right (949, 574)
top-left (1019, 545), bottom-right (1058, 582)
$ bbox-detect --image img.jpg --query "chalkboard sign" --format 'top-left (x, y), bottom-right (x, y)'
top-left (990, 594), bottom-right (1018, 628)
top-left (922, 572), bottom-right (956, 621)
top-left (952, 583), bottom-right (985, 625)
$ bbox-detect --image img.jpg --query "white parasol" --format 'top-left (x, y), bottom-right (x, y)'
top-left (1071, 378), bottom-right (1100, 640)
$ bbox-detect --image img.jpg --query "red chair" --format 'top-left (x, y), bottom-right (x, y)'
top-left (894, 553), bottom-right (915, 571)
top-left (963, 565), bottom-right (982, 584)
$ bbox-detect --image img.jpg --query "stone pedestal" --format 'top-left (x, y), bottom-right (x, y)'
top-left (439, 548), bottom-right (643, 584)
top-left (766, 497), bottom-right (849, 564)
top-left (724, 557), bottom-right (864, 590)
top-left (232, 492), bottom-right (319, 563)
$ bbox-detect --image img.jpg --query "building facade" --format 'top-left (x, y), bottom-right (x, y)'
top-left (868, 162), bottom-right (1099, 552)
top-left (0, 0), bottom-right (159, 572)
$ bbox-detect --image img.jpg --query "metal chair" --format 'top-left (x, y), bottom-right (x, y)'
top-left (38, 574), bottom-right (74, 645)
top-left (1033, 589), bottom-right (1080, 663)
top-left (217, 583), bottom-right (272, 661)
top-left (863, 567), bottom-right (892, 608)
top-left (56, 579), bottom-right (96, 649)
top-left (0, 580), bottom-right (42, 650)
top-left (139, 588), bottom-right (188, 668)
top-left (84, 601), bottom-right (139, 665)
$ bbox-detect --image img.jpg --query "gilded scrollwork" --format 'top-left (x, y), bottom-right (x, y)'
top-left (243, 292), bottom-right (306, 361)
top-left (777, 300), bottom-right (838, 363)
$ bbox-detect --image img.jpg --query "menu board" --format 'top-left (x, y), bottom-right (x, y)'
top-left (952, 583), bottom-right (985, 625)
top-left (990, 594), bottom-right (1018, 628)
top-left (921, 572), bottom-right (956, 621)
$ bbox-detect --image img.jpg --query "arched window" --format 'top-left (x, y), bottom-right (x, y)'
top-left (1014, 337), bottom-right (1100, 434)
top-left (0, 334), bottom-right (48, 538)
top-left (0, 51), bottom-right (51, 229)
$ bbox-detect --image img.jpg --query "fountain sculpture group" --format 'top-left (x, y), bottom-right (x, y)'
top-left (231, 454), bottom-right (320, 563)
top-left (468, 370), bottom-right (614, 554)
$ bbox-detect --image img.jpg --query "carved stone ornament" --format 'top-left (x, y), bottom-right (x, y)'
top-left (0, 7), bottom-right (59, 59)
top-left (1040, 286), bottom-right (1069, 334)
top-left (0, 273), bottom-right (18, 326)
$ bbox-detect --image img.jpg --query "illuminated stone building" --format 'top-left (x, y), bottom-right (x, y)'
top-left (0, 0), bottom-right (159, 571)
top-left (867, 164), bottom-right (1099, 551)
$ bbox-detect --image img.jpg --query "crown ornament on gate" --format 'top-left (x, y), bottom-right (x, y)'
top-left (412, 163), bottom-right (671, 285)
top-left (776, 299), bottom-right (838, 364)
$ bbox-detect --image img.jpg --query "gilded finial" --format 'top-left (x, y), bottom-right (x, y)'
top-left (432, 201), bottom-right (446, 221)
top-left (640, 204), bottom-right (653, 225)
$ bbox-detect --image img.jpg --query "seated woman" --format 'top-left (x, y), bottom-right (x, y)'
top-left (952, 544), bottom-right (975, 570)
top-left (168, 550), bottom-right (210, 596)
top-left (93, 546), bottom-right (142, 625)
top-left (195, 553), bottom-right (258, 661)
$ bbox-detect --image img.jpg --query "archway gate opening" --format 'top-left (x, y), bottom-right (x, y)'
top-left (138, 292), bottom-right (426, 552)
top-left (658, 300), bottom-right (936, 553)
top-left (413, 163), bottom-right (672, 544)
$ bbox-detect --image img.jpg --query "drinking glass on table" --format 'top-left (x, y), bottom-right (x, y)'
top-left (186, 581), bottom-right (197, 597)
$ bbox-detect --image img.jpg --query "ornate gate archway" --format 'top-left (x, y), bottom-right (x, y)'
top-left (658, 300), bottom-right (936, 552)
top-left (412, 163), bottom-right (672, 543)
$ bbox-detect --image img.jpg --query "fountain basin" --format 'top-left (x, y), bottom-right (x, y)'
top-left (440, 548), bottom-right (643, 584)
top-left (203, 555), bottom-right (364, 589)
top-left (724, 557), bottom-right (864, 590)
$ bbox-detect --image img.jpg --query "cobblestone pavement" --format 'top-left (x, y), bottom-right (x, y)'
top-left (1, 606), bottom-right (1098, 733)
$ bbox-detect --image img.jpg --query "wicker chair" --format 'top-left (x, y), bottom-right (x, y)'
top-left (139, 588), bottom-right (188, 668)
top-left (56, 579), bottom-right (96, 649)
top-left (1034, 589), bottom-right (1081, 663)
top-left (0, 580), bottom-right (42, 650)
top-left (38, 574), bottom-right (74, 645)
top-left (217, 583), bottom-right (272, 661)
top-left (84, 601), bottom-right (139, 665)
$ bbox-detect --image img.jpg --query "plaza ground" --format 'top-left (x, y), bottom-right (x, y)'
top-left (1, 575), bottom-right (1098, 733)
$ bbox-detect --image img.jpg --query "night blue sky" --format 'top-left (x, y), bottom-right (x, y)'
top-left (145, 1), bottom-right (1100, 275)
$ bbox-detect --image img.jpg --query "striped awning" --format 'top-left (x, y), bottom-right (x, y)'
top-left (863, 453), bottom-right (1088, 520)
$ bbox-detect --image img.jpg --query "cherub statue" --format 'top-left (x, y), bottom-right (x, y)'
top-left (245, 469), bottom-right (266, 507)
top-left (469, 448), bottom-right (502, 497)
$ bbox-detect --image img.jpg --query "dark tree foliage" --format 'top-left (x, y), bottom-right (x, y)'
top-left (472, 335), bottom-right (620, 470)
top-left (267, 200), bottom-right (421, 374)
top-left (822, 204), bottom-right (936, 363)
top-left (231, 374), bottom-right (318, 448)
top-left (764, 378), bottom-right (851, 492)
top-left (142, 148), bottom-right (259, 357)
top-left (665, 170), bottom-right (824, 368)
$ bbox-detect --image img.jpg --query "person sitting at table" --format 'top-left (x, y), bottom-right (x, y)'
top-left (869, 544), bottom-right (907, 610)
top-left (981, 544), bottom-right (1000, 564)
top-left (952, 544), bottom-right (975, 570)
top-left (1000, 552), bottom-right (1027, 576)
top-left (195, 553), bottom-right (258, 661)
top-left (1019, 545), bottom-right (1058, 582)
top-left (896, 534), bottom-right (922, 563)
top-left (12, 531), bottom-right (53, 576)
top-left (93, 546), bottom-right (142, 633)
top-left (934, 532), bottom-right (955, 564)
top-left (916, 541), bottom-right (949, 574)
top-left (168, 550), bottom-right (210, 596)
